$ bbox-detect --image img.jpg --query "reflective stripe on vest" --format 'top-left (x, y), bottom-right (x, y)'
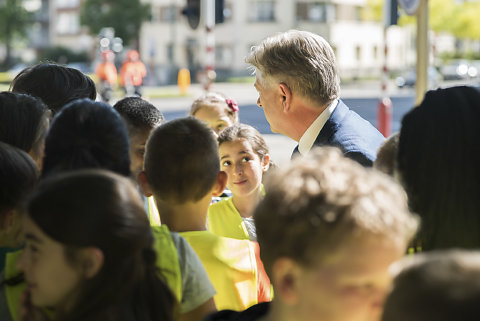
top-left (147, 196), bottom-right (161, 227)
top-left (152, 225), bottom-right (182, 302)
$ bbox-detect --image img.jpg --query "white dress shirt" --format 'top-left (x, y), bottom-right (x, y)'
top-left (298, 99), bottom-right (338, 155)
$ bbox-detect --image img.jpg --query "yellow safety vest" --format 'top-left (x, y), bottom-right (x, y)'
top-left (4, 226), bottom-right (182, 320)
top-left (147, 196), bottom-right (161, 227)
top-left (152, 225), bottom-right (182, 302)
top-left (180, 231), bottom-right (271, 311)
top-left (208, 198), bottom-right (250, 240)
top-left (5, 250), bottom-right (24, 321)
top-left (208, 186), bottom-right (265, 240)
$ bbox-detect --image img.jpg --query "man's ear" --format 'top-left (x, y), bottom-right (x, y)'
top-left (211, 171), bottom-right (228, 197)
top-left (271, 257), bottom-right (302, 305)
top-left (137, 171), bottom-right (153, 197)
top-left (279, 82), bottom-right (293, 112)
top-left (81, 247), bottom-right (104, 279)
top-left (261, 154), bottom-right (271, 172)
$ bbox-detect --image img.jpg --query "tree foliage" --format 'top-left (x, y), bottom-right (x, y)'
top-left (0, 0), bottom-right (31, 67)
top-left (80, 0), bottom-right (151, 46)
top-left (363, 0), bottom-right (480, 39)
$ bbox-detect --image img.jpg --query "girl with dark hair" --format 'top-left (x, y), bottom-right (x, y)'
top-left (41, 99), bottom-right (131, 177)
top-left (208, 124), bottom-right (272, 241)
top-left (17, 170), bottom-right (176, 321)
top-left (10, 63), bottom-right (97, 115)
top-left (0, 92), bottom-right (50, 170)
top-left (397, 86), bottom-right (480, 251)
top-left (0, 142), bottom-right (39, 321)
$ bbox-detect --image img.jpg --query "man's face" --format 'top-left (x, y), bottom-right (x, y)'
top-left (293, 235), bottom-right (405, 321)
top-left (254, 73), bottom-right (285, 135)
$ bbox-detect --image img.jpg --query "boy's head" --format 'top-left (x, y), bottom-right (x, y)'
top-left (0, 142), bottom-right (38, 248)
top-left (10, 63), bottom-right (97, 115)
top-left (113, 97), bottom-right (166, 179)
top-left (254, 147), bottom-right (418, 321)
top-left (374, 132), bottom-right (399, 177)
top-left (42, 99), bottom-right (131, 178)
top-left (382, 250), bottom-right (480, 321)
top-left (142, 117), bottom-right (222, 204)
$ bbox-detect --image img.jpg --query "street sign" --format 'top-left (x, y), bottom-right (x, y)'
top-left (398, 0), bottom-right (420, 15)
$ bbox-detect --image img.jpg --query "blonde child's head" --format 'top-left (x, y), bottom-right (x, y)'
top-left (255, 147), bottom-right (419, 321)
top-left (216, 124), bottom-right (271, 198)
top-left (189, 92), bottom-right (239, 136)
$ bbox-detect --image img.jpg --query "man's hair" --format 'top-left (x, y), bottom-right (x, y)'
top-left (246, 29), bottom-right (340, 107)
top-left (42, 99), bottom-right (131, 177)
top-left (255, 147), bottom-right (418, 275)
top-left (0, 92), bottom-right (50, 159)
top-left (0, 142), bottom-right (38, 216)
top-left (374, 132), bottom-right (399, 177)
top-left (144, 117), bottom-right (219, 203)
top-left (10, 63), bottom-right (97, 115)
top-left (382, 250), bottom-right (480, 321)
top-left (397, 86), bottom-right (480, 250)
top-left (113, 97), bottom-right (166, 134)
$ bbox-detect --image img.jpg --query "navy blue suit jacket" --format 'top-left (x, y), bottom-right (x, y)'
top-left (293, 100), bottom-right (385, 166)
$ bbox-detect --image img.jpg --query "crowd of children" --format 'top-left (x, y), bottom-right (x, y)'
top-left (1, 48), bottom-right (480, 321)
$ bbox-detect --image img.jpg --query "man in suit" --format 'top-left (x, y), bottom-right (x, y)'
top-left (246, 30), bottom-right (384, 166)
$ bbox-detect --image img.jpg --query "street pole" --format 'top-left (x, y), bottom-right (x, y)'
top-left (415, 0), bottom-right (429, 106)
top-left (203, 0), bottom-right (216, 91)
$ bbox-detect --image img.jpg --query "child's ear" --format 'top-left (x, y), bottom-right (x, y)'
top-left (81, 247), bottom-right (104, 279)
top-left (261, 154), bottom-right (271, 172)
top-left (211, 171), bottom-right (228, 197)
top-left (271, 257), bottom-right (302, 305)
top-left (137, 171), bottom-right (153, 197)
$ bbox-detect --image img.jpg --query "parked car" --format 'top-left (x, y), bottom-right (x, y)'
top-left (440, 60), bottom-right (474, 80)
top-left (396, 66), bottom-right (443, 89)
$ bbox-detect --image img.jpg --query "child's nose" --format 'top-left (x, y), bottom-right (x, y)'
top-left (234, 163), bottom-right (243, 175)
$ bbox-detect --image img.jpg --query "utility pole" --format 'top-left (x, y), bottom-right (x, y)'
top-left (203, 0), bottom-right (216, 91)
top-left (415, 0), bottom-right (429, 106)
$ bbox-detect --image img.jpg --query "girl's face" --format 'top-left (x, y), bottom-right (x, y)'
top-left (219, 139), bottom-right (270, 198)
top-left (17, 216), bottom-right (84, 309)
top-left (194, 104), bottom-right (234, 136)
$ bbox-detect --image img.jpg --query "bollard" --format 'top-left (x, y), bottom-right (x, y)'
top-left (377, 97), bottom-right (392, 137)
top-left (177, 68), bottom-right (191, 95)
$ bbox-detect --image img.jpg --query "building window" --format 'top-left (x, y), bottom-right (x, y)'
top-left (55, 0), bottom-right (80, 9)
top-left (158, 5), bottom-right (178, 23)
top-left (248, 0), bottom-right (276, 22)
top-left (355, 45), bottom-right (361, 61)
top-left (215, 44), bottom-right (233, 67)
top-left (56, 12), bottom-right (79, 34)
top-left (296, 2), bottom-right (334, 23)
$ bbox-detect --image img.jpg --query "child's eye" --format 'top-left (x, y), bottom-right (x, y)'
top-left (222, 160), bottom-right (231, 166)
top-left (241, 157), bottom-right (251, 162)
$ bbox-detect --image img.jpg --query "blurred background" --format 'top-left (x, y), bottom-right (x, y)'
top-left (1, 0), bottom-right (480, 88)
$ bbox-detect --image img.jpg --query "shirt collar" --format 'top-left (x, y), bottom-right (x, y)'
top-left (298, 99), bottom-right (338, 155)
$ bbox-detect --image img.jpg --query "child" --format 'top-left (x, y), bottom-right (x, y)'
top-left (113, 97), bottom-right (166, 225)
top-left (113, 97), bottom-right (166, 182)
top-left (139, 117), bottom-right (272, 311)
top-left (382, 250), bottom-right (480, 321)
top-left (208, 124), bottom-right (271, 241)
top-left (10, 63), bottom-right (97, 115)
top-left (17, 170), bottom-right (176, 321)
top-left (0, 142), bottom-right (38, 321)
top-left (373, 132), bottom-right (399, 177)
top-left (35, 99), bottom-right (217, 321)
top-left (206, 147), bottom-right (419, 321)
top-left (189, 92), bottom-right (239, 137)
top-left (0, 92), bottom-right (50, 170)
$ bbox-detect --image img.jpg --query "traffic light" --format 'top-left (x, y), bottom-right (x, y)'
top-left (182, 0), bottom-right (201, 30)
top-left (385, 0), bottom-right (398, 26)
top-left (215, 0), bottom-right (225, 24)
